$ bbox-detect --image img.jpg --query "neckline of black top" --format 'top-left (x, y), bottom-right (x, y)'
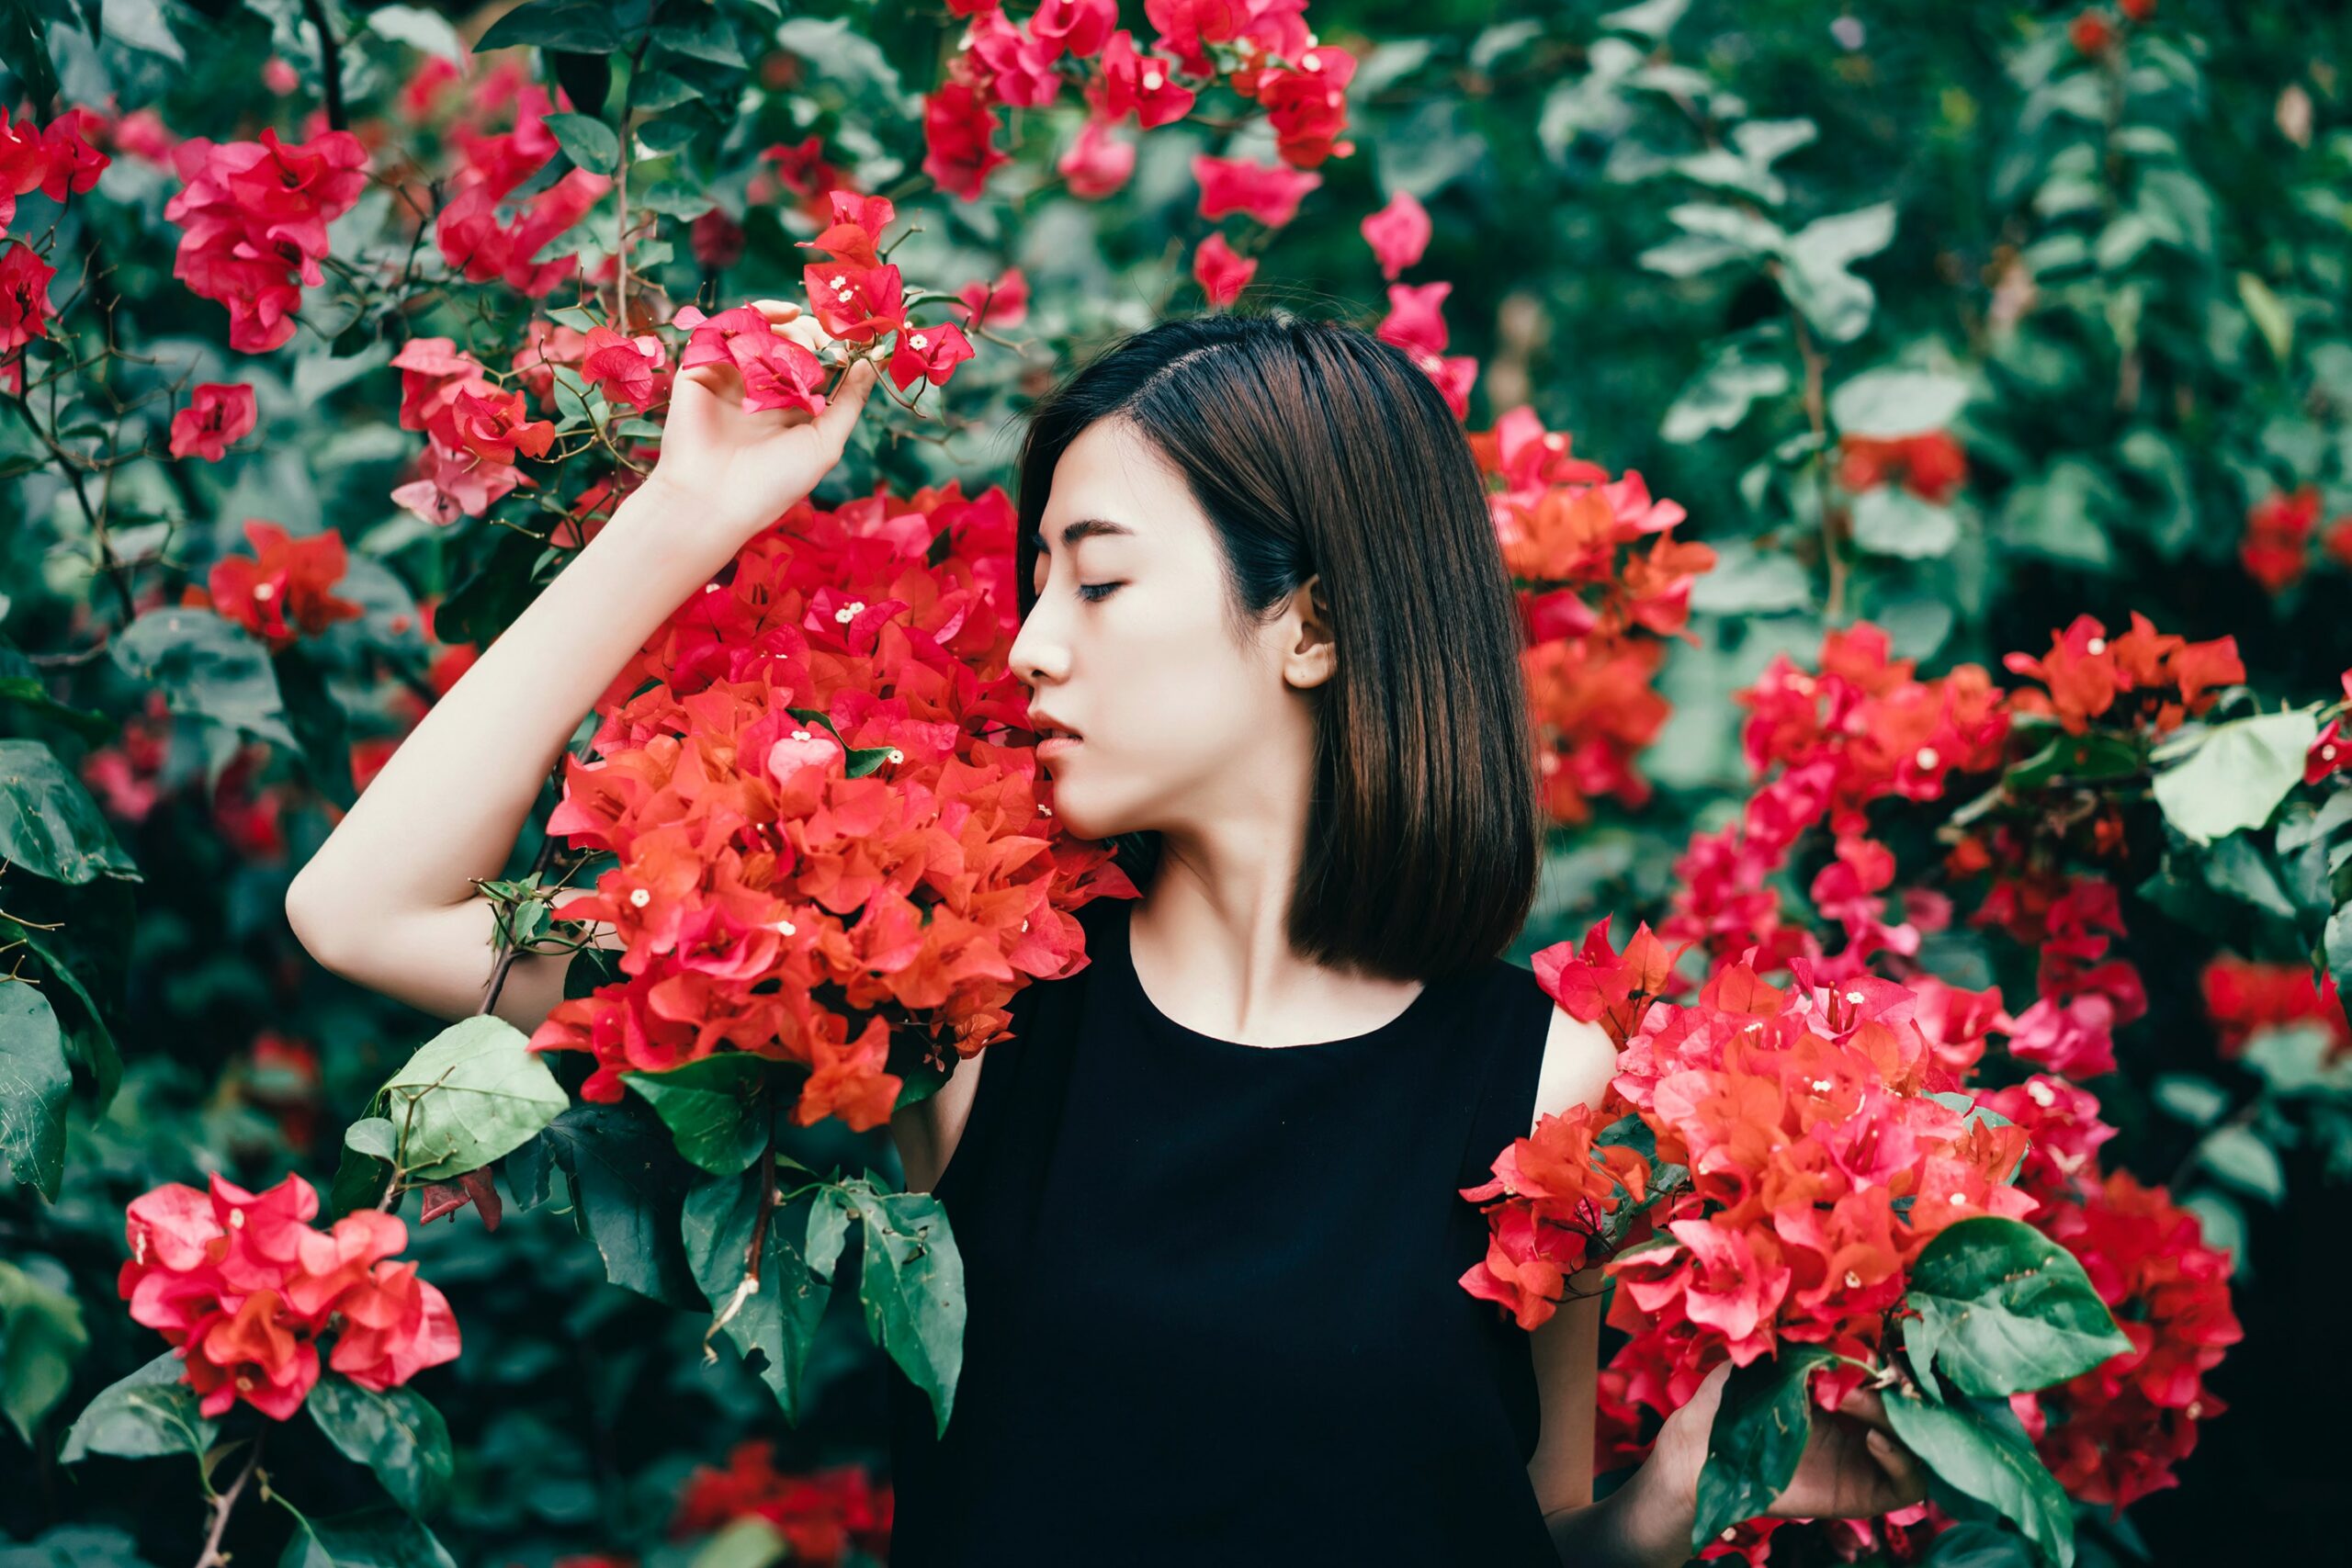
top-left (1102, 899), bottom-right (1453, 1054)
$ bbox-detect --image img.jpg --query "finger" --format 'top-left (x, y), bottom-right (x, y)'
top-left (814, 356), bottom-right (879, 444)
top-left (1863, 1428), bottom-right (1930, 1506)
top-left (746, 297), bottom-right (802, 320)
top-left (1835, 1384), bottom-right (1895, 1435)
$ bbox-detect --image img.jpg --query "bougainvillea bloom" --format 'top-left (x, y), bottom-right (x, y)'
top-left (953, 267), bottom-right (1030, 333)
top-left (163, 126), bottom-right (369, 352)
top-left (168, 381), bottom-right (258, 462)
top-left (1192, 153), bottom-right (1322, 228)
top-left (1360, 189), bottom-right (1430, 280)
top-left (117, 1172), bottom-right (458, 1419)
top-left (0, 239), bottom-right (58, 355)
top-left (673, 303), bottom-right (831, 418)
top-left (180, 519), bottom-right (366, 650)
top-left (673, 1440), bottom-right (894, 1564)
top-left (2240, 483), bottom-right (2321, 593)
top-left (1192, 232), bottom-right (1256, 308)
top-left (887, 321), bottom-right (975, 391)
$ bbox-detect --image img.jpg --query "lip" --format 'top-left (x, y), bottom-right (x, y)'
top-left (1036, 736), bottom-right (1082, 760)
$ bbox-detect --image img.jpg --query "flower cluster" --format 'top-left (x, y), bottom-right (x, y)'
top-left (118, 1172), bottom-right (459, 1420)
top-left (2018, 1168), bottom-right (2243, 1509)
top-left (1837, 428), bottom-right (1968, 504)
top-left (788, 191), bottom-right (974, 393)
top-left (0, 104), bottom-right (107, 392)
top-left (177, 518), bottom-right (366, 650)
top-left (387, 334), bottom-right (560, 525)
top-left (526, 480), bottom-right (1135, 1119)
top-left (2000, 611), bottom-right (2242, 737)
top-left (168, 381), bottom-right (258, 462)
top-left (2200, 954), bottom-right (2350, 1061)
top-left (163, 126), bottom-right (369, 353)
top-left (433, 81), bottom-right (609, 299)
top-left (1465, 406), bottom-right (1715, 826)
top-left (671, 1440), bottom-right (893, 1566)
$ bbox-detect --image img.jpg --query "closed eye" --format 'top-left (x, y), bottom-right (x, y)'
top-left (1078, 581), bottom-right (1121, 603)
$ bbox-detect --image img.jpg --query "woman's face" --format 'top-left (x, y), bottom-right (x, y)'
top-left (1008, 417), bottom-right (1331, 845)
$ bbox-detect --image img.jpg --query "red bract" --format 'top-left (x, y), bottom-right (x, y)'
top-left (1057, 117), bottom-right (1136, 198)
top-left (1, 105), bottom-right (108, 237)
top-left (2001, 611), bottom-right (2242, 736)
top-left (180, 519), bottom-right (365, 650)
top-left (117, 1172), bottom-right (459, 1419)
top-left (952, 267), bottom-right (1029, 332)
top-left (1192, 152), bottom-right (1321, 228)
top-left (1837, 429), bottom-right (1967, 504)
top-left (163, 126), bottom-right (369, 353)
top-left (450, 385), bottom-right (557, 467)
top-left (1192, 231), bottom-right (1256, 307)
top-left (2200, 954), bottom-right (2351, 1060)
top-left (1087, 30), bottom-right (1197, 127)
top-left (672, 1440), bottom-right (893, 1565)
top-left (2017, 1169), bottom-right (2241, 1509)
top-left (526, 481), bottom-right (1136, 1119)
top-left (673, 303), bottom-right (831, 417)
top-left (922, 80), bottom-right (1010, 200)
top-left (167, 381), bottom-right (258, 462)
top-left (1360, 188), bottom-right (1430, 280)
top-left (434, 85), bottom-right (609, 298)
top-left (2239, 483), bottom-right (2323, 593)
top-left (575, 325), bottom-right (671, 409)
top-left (887, 321), bottom-right (975, 391)
top-left (1242, 42), bottom-right (1359, 166)
top-left (1, 237), bottom-right (59, 359)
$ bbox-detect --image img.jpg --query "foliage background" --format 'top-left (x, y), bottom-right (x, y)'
top-left (3, 1), bottom-right (2346, 1563)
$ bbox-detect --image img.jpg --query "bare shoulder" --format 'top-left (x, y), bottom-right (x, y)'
top-left (1528, 983), bottom-right (1619, 1138)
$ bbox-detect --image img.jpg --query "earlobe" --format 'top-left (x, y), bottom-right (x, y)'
top-left (1284, 573), bottom-right (1338, 689)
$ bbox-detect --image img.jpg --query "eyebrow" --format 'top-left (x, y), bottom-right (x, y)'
top-left (1025, 517), bottom-right (1136, 552)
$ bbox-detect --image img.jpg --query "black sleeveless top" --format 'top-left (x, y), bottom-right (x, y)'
top-left (885, 896), bottom-right (1560, 1565)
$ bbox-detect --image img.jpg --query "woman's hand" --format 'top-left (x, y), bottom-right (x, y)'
top-left (640, 298), bottom-right (881, 549)
top-left (1653, 1359), bottom-right (1930, 1526)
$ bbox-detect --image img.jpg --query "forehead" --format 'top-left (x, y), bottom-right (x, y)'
top-left (1038, 419), bottom-right (1194, 536)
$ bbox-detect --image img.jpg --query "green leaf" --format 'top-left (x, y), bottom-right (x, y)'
top-left (2152, 710), bottom-right (2321, 845)
top-left (541, 112), bottom-right (619, 175)
top-left (682, 1517), bottom-right (789, 1568)
top-left (1883, 1392), bottom-right (2074, 1568)
top-left (379, 1017), bottom-right (569, 1182)
top-left (2236, 271), bottom-right (2292, 363)
top-left (847, 1184), bottom-right (966, 1438)
top-left (60, 1351), bottom-right (218, 1463)
top-left (681, 1168), bottom-right (833, 1426)
top-left (2151, 1075), bottom-right (2230, 1127)
top-left (1902, 1217), bottom-right (2132, 1397)
top-left (1831, 367), bottom-right (1973, 439)
top-left (0, 1258), bottom-right (89, 1445)
top-left (1781, 202), bottom-right (1897, 344)
top-left (1663, 342), bottom-right (1791, 443)
top-left (365, 6), bottom-right (468, 62)
top-left (2194, 1123), bottom-right (2286, 1203)
top-left (475, 0), bottom-right (621, 54)
top-left (535, 1101), bottom-right (706, 1308)
top-left (1666, 202), bottom-right (1788, 256)
top-left (278, 1506), bottom-right (458, 1568)
top-left (305, 1376), bottom-right (454, 1517)
top-left (1689, 543), bottom-right (1811, 615)
top-left (0, 981), bottom-right (71, 1200)
top-left (625, 1055), bottom-right (773, 1176)
top-left (1850, 487), bottom-right (1960, 559)
top-left (272, 647), bottom-right (356, 810)
top-left (345, 1117), bottom-right (399, 1162)
top-left (108, 608), bottom-right (300, 757)
top-left (2003, 732), bottom-right (2143, 793)
top-left (0, 740), bottom-right (139, 886)
top-left (1690, 1344), bottom-right (1835, 1551)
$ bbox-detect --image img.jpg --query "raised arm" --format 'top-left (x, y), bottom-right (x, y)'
top-left (284, 303), bottom-right (878, 1037)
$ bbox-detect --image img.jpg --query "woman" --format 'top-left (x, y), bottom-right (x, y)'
top-left (286, 302), bottom-right (1925, 1565)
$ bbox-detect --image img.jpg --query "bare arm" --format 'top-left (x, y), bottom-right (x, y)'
top-left (285, 301), bottom-right (879, 1037)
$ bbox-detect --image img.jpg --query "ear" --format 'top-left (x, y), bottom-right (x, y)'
top-left (1281, 572), bottom-right (1337, 691)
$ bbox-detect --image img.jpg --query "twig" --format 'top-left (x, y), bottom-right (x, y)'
top-left (194, 1432), bottom-right (264, 1568)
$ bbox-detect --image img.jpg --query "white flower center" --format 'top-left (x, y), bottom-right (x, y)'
top-left (2028, 1079), bottom-right (2056, 1107)
top-left (228, 1210), bottom-right (245, 1229)
top-left (1843, 1270), bottom-right (1861, 1289)
top-left (1142, 69), bottom-right (1163, 90)
top-left (1916, 746), bottom-right (1940, 770)
top-left (830, 274), bottom-right (845, 288)
top-left (1948, 1191), bottom-right (1967, 1205)
top-left (887, 748), bottom-right (904, 763)
top-left (1810, 1077), bottom-right (1834, 1093)
top-left (771, 918), bottom-right (796, 935)
top-left (254, 582), bottom-right (276, 600)
top-left (1845, 990), bottom-right (1866, 1004)
top-left (910, 333), bottom-right (928, 350)
top-left (2086, 636), bottom-right (2107, 655)
top-left (629, 888), bottom-right (651, 908)
top-left (791, 728), bottom-right (811, 740)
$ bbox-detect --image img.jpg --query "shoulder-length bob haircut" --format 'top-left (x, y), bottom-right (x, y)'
top-left (1011, 307), bottom-right (1543, 983)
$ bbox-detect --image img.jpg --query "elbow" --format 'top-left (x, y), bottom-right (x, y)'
top-left (284, 871), bottom-right (357, 976)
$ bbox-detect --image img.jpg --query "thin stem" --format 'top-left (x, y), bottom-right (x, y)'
top-left (194, 1432), bottom-right (264, 1568)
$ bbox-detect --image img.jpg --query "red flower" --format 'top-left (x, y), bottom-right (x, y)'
top-left (1245, 43), bottom-right (1359, 168)
top-left (1360, 189), bottom-right (1430, 281)
top-left (2069, 10), bottom-right (2115, 56)
top-left (168, 381), bottom-right (258, 462)
top-left (186, 519), bottom-right (366, 650)
top-left (433, 88), bottom-right (608, 298)
top-left (0, 238), bottom-right (58, 355)
top-left (1057, 117), bottom-right (1135, 199)
top-left (1836, 429), bottom-right (1968, 503)
top-left (673, 302), bottom-right (832, 418)
top-left (1191, 231), bottom-right (1256, 308)
top-left (952, 267), bottom-right (1029, 333)
top-left (799, 260), bottom-right (906, 344)
top-left (1087, 29), bottom-right (1196, 128)
top-left (1034, 0), bottom-right (1115, 59)
top-left (163, 126), bottom-right (369, 352)
top-left (1191, 153), bottom-right (1321, 228)
top-left (922, 80), bottom-right (1008, 201)
top-left (578, 325), bottom-right (669, 409)
top-left (451, 385), bottom-right (558, 468)
top-left (117, 1172), bottom-right (459, 1420)
top-left (2239, 483), bottom-right (2323, 594)
top-left (886, 321), bottom-right (975, 391)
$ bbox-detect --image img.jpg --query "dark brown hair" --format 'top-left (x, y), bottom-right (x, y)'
top-left (1011, 307), bottom-right (1543, 983)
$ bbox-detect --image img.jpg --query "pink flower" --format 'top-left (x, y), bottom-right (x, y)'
top-left (168, 381), bottom-right (257, 462)
top-left (1191, 154), bottom-right (1321, 229)
top-left (1360, 190), bottom-right (1430, 280)
top-left (1057, 118), bottom-right (1135, 199)
top-left (1192, 232), bottom-right (1256, 308)
top-left (1034, 0), bottom-right (1116, 57)
top-left (579, 325), bottom-right (668, 409)
top-left (953, 267), bottom-right (1029, 333)
top-left (887, 321), bottom-right (975, 392)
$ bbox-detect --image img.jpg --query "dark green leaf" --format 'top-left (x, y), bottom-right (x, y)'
top-left (625, 1055), bottom-right (773, 1175)
top-left (2003, 732), bottom-right (2143, 794)
top-left (380, 1017), bottom-right (569, 1181)
top-left (2152, 711), bottom-right (2320, 844)
top-left (277, 1506), bottom-right (458, 1568)
top-left (477, 0), bottom-right (621, 53)
top-left (847, 1184), bottom-right (965, 1438)
top-left (272, 648), bottom-right (356, 809)
top-left (1691, 1344), bottom-right (1836, 1551)
top-left (306, 1376), bottom-right (454, 1517)
top-left (1883, 1391), bottom-right (2074, 1568)
top-left (541, 112), bottom-right (619, 175)
top-left (0, 981), bottom-right (70, 1200)
top-left (1904, 1216), bottom-right (2132, 1397)
top-left (682, 1167), bottom-right (833, 1426)
top-left (0, 740), bottom-right (139, 886)
top-left (537, 1100), bottom-right (705, 1308)
top-left (0, 1258), bottom-right (89, 1446)
top-left (60, 1352), bottom-right (217, 1463)
top-left (108, 608), bottom-right (300, 756)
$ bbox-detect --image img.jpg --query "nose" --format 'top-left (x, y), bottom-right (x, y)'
top-left (1006, 601), bottom-right (1069, 692)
